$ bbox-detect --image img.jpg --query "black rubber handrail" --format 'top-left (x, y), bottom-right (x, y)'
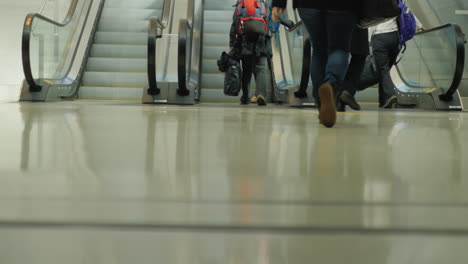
top-left (286, 20), bottom-right (311, 96)
top-left (395, 23), bottom-right (465, 101)
top-left (22, 0), bottom-right (80, 92)
top-left (146, 0), bottom-right (173, 96)
top-left (147, 17), bottom-right (164, 95)
top-left (177, 19), bottom-right (191, 96)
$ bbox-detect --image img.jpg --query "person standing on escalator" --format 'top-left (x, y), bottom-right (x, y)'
top-left (230, 0), bottom-right (294, 106)
top-left (230, 0), bottom-right (273, 106)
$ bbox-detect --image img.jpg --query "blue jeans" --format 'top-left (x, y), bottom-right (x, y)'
top-left (298, 8), bottom-right (356, 102)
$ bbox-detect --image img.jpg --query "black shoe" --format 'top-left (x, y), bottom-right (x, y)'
top-left (339, 90), bottom-right (361, 110)
top-left (240, 95), bottom-right (250, 105)
top-left (382, 95), bottom-right (398, 109)
top-left (294, 90), bottom-right (308, 98)
top-left (257, 95), bottom-right (267, 106)
top-left (336, 98), bottom-right (346, 112)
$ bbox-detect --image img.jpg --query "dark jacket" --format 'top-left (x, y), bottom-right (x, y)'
top-left (272, 0), bottom-right (360, 11)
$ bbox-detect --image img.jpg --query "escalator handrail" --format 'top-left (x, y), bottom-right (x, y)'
top-left (146, 0), bottom-right (172, 95)
top-left (286, 20), bottom-right (311, 94)
top-left (395, 23), bottom-right (465, 100)
top-left (22, 0), bottom-right (81, 92)
top-left (287, 21), bottom-right (303, 32)
top-left (147, 17), bottom-right (165, 95)
top-left (177, 19), bottom-right (191, 95)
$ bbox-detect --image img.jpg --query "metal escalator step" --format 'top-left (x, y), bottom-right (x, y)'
top-left (203, 46), bottom-right (226, 60)
top-left (98, 19), bottom-right (149, 33)
top-left (201, 73), bottom-right (224, 89)
top-left (83, 72), bottom-right (147, 87)
top-left (79, 86), bottom-right (143, 100)
top-left (87, 57), bottom-right (147, 72)
top-left (204, 0), bottom-right (236, 11)
top-left (204, 10), bottom-right (233, 22)
top-left (203, 33), bottom-right (229, 47)
top-left (105, 0), bottom-right (164, 9)
top-left (202, 59), bottom-right (220, 74)
top-left (95, 31), bottom-right (147, 45)
top-left (91, 44), bottom-right (146, 58)
top-left (101, 8), bottom-right (162, 20)
top-left (203, 22), bottom-right (231, 34)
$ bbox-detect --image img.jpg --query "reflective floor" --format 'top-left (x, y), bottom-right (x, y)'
top-left (1, 101), bottom-right (468, 263)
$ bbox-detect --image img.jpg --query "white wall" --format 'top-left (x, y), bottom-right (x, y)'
top-left (0, 0), bottom-right (45, 101)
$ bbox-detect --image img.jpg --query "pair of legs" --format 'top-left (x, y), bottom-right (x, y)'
top-left (241, 55), bottom-right (268, 106)
top-left (371, 31), bottom-right (400, 108)
top-left (339, 53), bottom-right (367, 110)
top-left (299, 8), bottom-right (356, 127)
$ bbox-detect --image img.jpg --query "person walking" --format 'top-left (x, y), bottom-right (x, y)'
top-left (272, 0), bottom-right (361, 127)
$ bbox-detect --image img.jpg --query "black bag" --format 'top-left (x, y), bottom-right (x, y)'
top-left (356, 55), bottom-right (380, 91)
top-left (358, 0), bottom-right (401, 28)
top-left (223, 56), bottom-right (242, 96)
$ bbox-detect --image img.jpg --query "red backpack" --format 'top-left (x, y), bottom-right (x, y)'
top-left (235, 0), bottom-right (269, 36)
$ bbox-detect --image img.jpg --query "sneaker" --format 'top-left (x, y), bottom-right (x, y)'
top-left (339, 90), bottom-right (361, 110)
top-left (250, 96), bottom-right (257, 104)
top-left (318, 83), bottom-right (336, 128)
top-left (256, 95), bottom-right (267, 106)
top-left (240, 95), bottom-right (250, 105)
top-left (382, 95), bottom-right (398, 109)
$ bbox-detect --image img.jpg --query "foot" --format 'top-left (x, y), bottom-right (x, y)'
top-left (257, 95), bottom-right (267, 106)
top-left (250, 96), bottom-right (257, 104)
top-left (339, 90), bottom-right (361, 110)
top-left (318, 83), bottom-right (336, 128)
top-left (240, 95), bottom-right (250, 105)
top-left (336, 98), bottom-right (346, 112)
top-left (382, 95), bottom-right (398, 109)
top-left (294, 90), bottom-right (308, 98)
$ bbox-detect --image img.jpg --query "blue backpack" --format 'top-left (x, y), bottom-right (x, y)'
top-left (397, 0), bottom-right (417, 51)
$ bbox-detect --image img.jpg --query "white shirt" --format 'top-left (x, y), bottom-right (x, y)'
top-left (369, 10), bottom-right (424, 38)
top-left (370, 18), bottom-right (399, 36)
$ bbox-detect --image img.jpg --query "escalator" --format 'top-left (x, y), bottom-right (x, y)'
top-left (20, 0), bottom-right (177, 103)
top-left (177, 0), bottom-right (305, 103)
top-left (287, 23), bottom-right (466, 111)
top-left (391, 23), bottom-right (465, 110)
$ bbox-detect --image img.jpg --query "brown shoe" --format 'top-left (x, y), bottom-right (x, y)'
top-left (318, 83), bottom-right (336, 128)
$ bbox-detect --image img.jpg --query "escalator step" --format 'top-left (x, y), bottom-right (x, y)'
top-left (91, 44), bottom-right (146, 58)
top-left (87, 57), bottom-right (147, 72)
top-left (105, 0), bottom-right (164, 9)
top-left (101, 8), bottom-right (162, 20)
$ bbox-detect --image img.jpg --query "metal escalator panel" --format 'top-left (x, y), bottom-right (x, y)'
top-left (21, 0), bottom-right (98, 101)
top-left (393, 24), bottom-right (465, 110)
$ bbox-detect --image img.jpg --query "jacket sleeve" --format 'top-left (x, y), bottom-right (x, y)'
top-left (272, 0), bottom-right (287, 8)
top-left (229, 11), bottom-right (238, 48)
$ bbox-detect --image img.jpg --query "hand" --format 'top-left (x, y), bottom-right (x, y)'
top-left (230, 47), bottom-right (234, 51)
top-left (272, 7), bottom-right (285, 23)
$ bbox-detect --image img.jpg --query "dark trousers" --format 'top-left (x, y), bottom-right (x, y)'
top-left (343, 54), bottom-right (367, 96)
top-left (241, 56), bottom-right (268, 97)
top-left (371, 31), bottom-right (400, 106)
top-left (298, 8), bottom-right (356, 102)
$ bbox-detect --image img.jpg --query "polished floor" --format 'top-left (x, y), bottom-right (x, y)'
top-left (1, 100), bottom-right (468, 263)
